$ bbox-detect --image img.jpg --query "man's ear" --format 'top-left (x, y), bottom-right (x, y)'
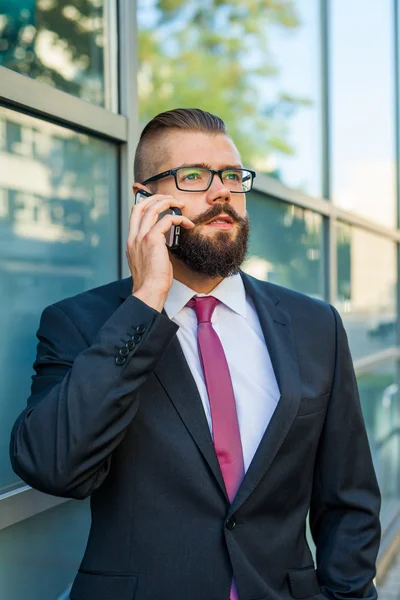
top-left (133, 183), bottom-right (149, 196)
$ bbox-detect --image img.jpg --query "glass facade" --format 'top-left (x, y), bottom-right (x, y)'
top-left (137, 0), bottom-right (322, 196)
top-left (0, 0), bottom-right (114, 108)
top-left (357, 362), bottom-right (400, 529)
top-left (1, 0), bottom-right (400, 597)
top-left (243, 192), bottom-right (324, 298)
top-left (336, 222), bottom-right (397, 360)
top-left (0, 106), bottom-right (119, 490)
top-left (0, 499), bottom-right (90, 600)
top-left (330, 0), bottom-right (397, 228)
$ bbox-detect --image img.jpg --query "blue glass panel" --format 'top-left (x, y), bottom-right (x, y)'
top-left (336, 223), bottom-right (397, 361)
top-left (0, 106), bottom-right (119, 489)
top-left (330, 0), bottom-right (396, 227)
top-left (0, 0), bottom-right (111, 107)
top-left (357, 362), bottom-right (400, 529)
top-left (0, 499), bottom-right (90, 600)
top-left (244, 191), bottom-right (324, 298)
top-left (137, 0), bottom-right (322, 196)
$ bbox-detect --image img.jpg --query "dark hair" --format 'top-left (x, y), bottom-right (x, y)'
top-left (134, 108), bottom-right (227, 184)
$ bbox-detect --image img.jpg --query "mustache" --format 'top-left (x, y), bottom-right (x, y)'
top-left (192, 203), bottom-right (244, 226)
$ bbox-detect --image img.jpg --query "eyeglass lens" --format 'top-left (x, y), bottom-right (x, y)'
top-left (176, 168), bottom-right (252, 192)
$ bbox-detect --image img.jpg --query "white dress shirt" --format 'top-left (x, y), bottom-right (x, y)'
top-left (164, 273), bottom-right (280, 473)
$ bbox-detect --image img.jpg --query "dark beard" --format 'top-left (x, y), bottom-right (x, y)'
top-left (170, 203), bottom-right (250, 278)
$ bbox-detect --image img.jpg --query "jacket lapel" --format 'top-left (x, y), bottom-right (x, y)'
top-left (118, 277), bottom-right (228, 501)
top-left (118, 273), bottom-right (301, 509)
top-left (228, 271), bottom-right (301, 515)
top-left (154, 334), bottom-right (229, 501)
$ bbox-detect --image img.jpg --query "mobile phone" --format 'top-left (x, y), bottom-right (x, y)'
top-left (134, 190), bottom-right (182, 249)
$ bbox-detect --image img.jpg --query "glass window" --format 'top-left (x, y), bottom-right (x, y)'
top-left (243, 191), bottom-right (324, 299)
top-left (137, 0), bottom-right (322, 196)
top-left (336, 223), bottom-right (397, 361)
top-left (357, 361), bottom-right (400, 529)
top-left (0, 499), bottom-right (90, 600)
top-left (0, 106), bottom-right (119, 490)
top-left (330, 0), bottom-right (396, 228)
top-left (0, 0), bottom-right (115, 109)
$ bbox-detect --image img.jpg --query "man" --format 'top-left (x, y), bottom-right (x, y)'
top-left (10, 108), bottom-right (380, 600)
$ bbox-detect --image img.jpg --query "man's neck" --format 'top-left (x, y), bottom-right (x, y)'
top-left (170, 256), bottom-right (224, 294)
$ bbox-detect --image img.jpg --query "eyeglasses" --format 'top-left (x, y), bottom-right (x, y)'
top-left (142, 166), bottom-right (256, 193)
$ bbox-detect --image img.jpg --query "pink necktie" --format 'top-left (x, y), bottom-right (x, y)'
top-left (187, 296), bottom-right (244, 600)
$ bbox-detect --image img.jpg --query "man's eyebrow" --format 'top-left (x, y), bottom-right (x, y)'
top-left (177, 163), bottom-right (244, 170)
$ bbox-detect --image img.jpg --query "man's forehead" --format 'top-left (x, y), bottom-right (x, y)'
top-left (163, 130), bottom-right (242, 168)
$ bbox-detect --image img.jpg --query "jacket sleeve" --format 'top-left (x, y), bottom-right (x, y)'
top-left (309, 305), bottom-right (381, 599)
top-left (9, 295), bottom-right (179, 500)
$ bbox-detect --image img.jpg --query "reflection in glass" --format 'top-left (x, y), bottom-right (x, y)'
top-left (330, 0), bottom-right (396, 227)
top-left (0, 106), bottom-right (118, 490)
top-left (357, 362), bottom-right (400, 528)
top-left (336, 223), bottom-right (397, 360)
top-left (243, 191), bottom-right (324, 298)
top-left (0, 499), bottom-right (90, 600)
top-left (0, 0), bottom-right (112, 108)
top-left (137, 0), bottom-right (322, 196)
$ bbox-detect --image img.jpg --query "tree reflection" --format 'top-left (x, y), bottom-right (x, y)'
top-left (138, 0), bottom-right (312, 177)
top-left (244, 192), bottom-right (323, 297)
top-left (0, 0), bottom-right (105, 105)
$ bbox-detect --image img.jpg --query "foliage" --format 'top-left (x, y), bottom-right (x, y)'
top-left (138, 0), bottom-right (311, 170)
top-left (0, 0), bottom-right (105, 105)
top-left (0, 0), bottom-right (313, 172)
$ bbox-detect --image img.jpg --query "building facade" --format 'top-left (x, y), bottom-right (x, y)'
top-left (0, 1), bottom-right (399, 598)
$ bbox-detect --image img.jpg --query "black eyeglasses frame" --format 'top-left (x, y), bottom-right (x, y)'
top-left (141, 167), bottom-right (256, 193)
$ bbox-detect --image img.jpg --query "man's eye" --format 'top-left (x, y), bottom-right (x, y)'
top-left (184, 172), bottom-right (201, 180)
top-left (225, 171), bottom-right (241, 181)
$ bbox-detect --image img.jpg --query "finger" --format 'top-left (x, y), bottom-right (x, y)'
top-left (136, 198), bottom-right (186, 240)
top-left (150, 214), bottom-right (195, 238)
top-left (128, 195), bottom-right (175, 243)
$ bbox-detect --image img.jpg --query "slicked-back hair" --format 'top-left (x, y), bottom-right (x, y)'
top-left (134, 108), bottom-right (227, 185)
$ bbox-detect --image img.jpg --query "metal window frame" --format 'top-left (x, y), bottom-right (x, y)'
top-left (1, 0), bottom-right (400, 539)
top-left (0, 0), bottom-right (138, 526)
top-left (119, 0), bottom-right (141, 279)
top-left (254, 174), bottom-right (400, 243)
top-left (0, 68), bottom-right (127, 142)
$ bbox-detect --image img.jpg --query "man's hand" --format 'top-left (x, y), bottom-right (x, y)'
top-left (127, 194), bottom-right (195, 312)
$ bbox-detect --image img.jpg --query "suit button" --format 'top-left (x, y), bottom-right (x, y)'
top-left (133, 334), bottom-right (142, 344)
top-left (115, 356), bottom-right (126, 366)
top-left (136, 324), bottom-right (146, 334)
top-left (226, 516), bottom-right (236, 530)
top-left (126, 339), bottom-right (135, 351)
top-left (119, 346), bottom-right (129, 357)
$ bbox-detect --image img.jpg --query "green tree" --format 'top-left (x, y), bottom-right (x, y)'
top-left (0, 0), bottom-right (105, 105)
top-left (138, 0), bottom-right (311, 172)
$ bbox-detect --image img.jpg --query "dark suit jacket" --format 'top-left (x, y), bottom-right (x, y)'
top-left (10, 271), bottom-right (381, 600)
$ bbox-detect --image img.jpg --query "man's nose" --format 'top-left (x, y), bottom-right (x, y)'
top-left (206, 174), bottom-right (232, 204)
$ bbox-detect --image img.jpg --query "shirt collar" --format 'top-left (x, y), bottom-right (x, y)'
top-left (164, 272), bottom-right (247, 320)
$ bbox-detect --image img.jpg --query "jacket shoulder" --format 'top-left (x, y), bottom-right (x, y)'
top-left (247, 274), bottom-right (333, 318)
top-left (243, 273), bottom-right (338, 343)
top-left (38, 278), bottom-right (133, 342)
top-left (52, 277), bottom-right (131, 315)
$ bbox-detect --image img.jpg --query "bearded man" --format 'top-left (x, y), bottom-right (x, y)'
top-left (10, 108), bottom-right (380, 600)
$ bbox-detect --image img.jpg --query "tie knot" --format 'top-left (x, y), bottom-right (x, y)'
top-left (187, 295), bottom-right (220, 324)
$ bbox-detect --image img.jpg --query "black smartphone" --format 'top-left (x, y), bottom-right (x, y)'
top-left (134, 190), bottom-right (182, 249)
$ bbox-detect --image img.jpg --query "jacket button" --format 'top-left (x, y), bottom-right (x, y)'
top-left (136, 324), bottom-right (146, 334)
top-left (119, 346), bottom-right (129, 357)
top-left (226, 516), bottom-right (236, 530)
top-left (126, 339), bottom-right (135, 351)
top-left (133, 334), bottom-right (142, 344)
top-left (115, 356), bottom-right (126, 366)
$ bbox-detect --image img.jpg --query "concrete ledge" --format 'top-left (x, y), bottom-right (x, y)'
top-left (0, 485), bottom-right (69, 530)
